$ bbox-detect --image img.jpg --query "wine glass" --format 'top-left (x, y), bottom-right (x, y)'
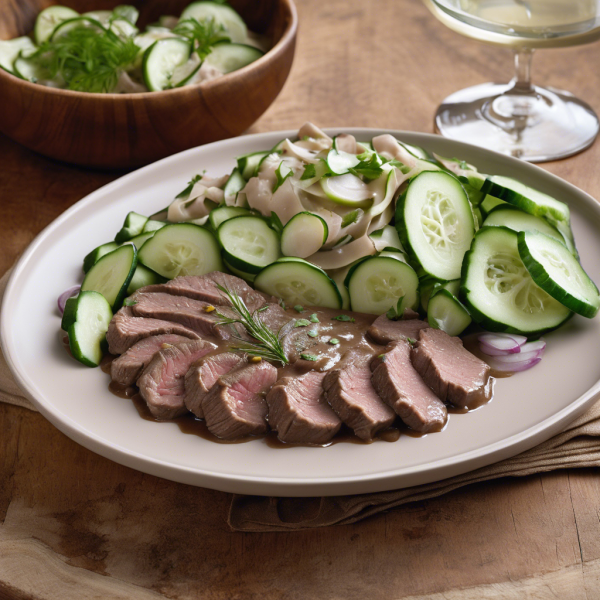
top-left (423, 0), bottom-right (600, 162)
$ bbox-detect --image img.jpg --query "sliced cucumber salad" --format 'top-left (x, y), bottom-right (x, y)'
top-left (65, 124), bottom-right (600, 370)
top-left (3, 3), bottom-right (266, 93)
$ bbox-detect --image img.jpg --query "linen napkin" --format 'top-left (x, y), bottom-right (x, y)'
top-left (2, 268), bottom-right (600, 532)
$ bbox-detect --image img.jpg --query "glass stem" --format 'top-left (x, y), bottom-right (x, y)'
top-left (509, 49), bottom-right (534, 95)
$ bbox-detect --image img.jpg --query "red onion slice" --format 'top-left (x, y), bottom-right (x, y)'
top-left (489, 348), bottom-right (544, 364)
top-left (57, 285), bottom-right (80, 314)
top-left (520, 340), bottom-right (546, 354)
top-left (478, 332), bottom-right (527, 354)
top-left (487, 356), bottom-right (542, 372)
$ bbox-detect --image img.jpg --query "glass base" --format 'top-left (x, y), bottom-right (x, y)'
top-left (435, 82), bottom-right (599, 162)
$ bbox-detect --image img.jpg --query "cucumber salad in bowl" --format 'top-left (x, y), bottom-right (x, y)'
top-left (60, 122), bottom-right (599, 378)
top-left (0, 2), bottom-right (266, 93)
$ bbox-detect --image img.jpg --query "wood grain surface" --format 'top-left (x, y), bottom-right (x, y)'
top-left (2, 0), bottom-right (600, 598)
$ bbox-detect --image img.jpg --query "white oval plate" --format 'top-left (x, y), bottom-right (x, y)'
top-left (3, 129), bottom-right (600, 497)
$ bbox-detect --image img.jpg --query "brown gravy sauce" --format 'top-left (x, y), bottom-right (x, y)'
top-left (66, 310), bottom-right (507, 448)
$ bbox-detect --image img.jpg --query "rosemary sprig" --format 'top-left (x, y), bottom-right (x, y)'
top-left (214, 285), bottom-right (290, 365)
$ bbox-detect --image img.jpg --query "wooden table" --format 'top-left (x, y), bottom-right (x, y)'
top-left (2, 1), bottom-right (600, 597)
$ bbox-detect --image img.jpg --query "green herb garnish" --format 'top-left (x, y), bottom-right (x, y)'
top-left (273, 161), bottom-right (293, 193)
top-left (173, 17), bottom-right (229, 60)
top-left (307, 330), bottom-right (319, 338)
top-left (294, 305), bottom-right (304, 313)
top-left (386, 295), bottom-right (406, 321)
top-left (348, 152), bottom-right (384, 181)
top-left (215, 285), bottom-right (289, 365)
top-left (309, 313), bottom-right (319, 323)
top-left (300, 163), bottom-right (316, 181)
top-left (176, 174), bottom-right (203, 199)
top-left (28, 21), bottom-right (140, 93)
top-left (301, 353), bottom-right (318, 361)
top-left (269, 212), bottom-right (284, 234)
top-left (329, 338), bottom-right (339, 345)
top-left (407, 337), bottom-right (416, 345)
top-left (378, 354), bottom-right (386, 362)
top-left (341, 209), bottom-right (361, 229)
top-left (332, 314), bottom-right (355, 323)
top-left (123, 298), bottom-right (137, 306)
top-left (295, 319), bottom-right (310, 327)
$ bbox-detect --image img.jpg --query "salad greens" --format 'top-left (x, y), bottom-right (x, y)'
top-left (0, 1), bottom-right (266, 93)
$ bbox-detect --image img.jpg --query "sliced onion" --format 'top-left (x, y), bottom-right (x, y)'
top-left (58, 285), bottom-right (80, 314)
top-left (478, 332), bottom-right (527, 353)
top-left (487, 356), bottom-right (542, 373)
top-left (488, 348), bottom-right (544, 364)
top-left (520, 340), bottom-right (546, 354)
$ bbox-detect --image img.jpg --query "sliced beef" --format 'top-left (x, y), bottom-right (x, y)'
top-left (111, 333), bottom-right (194, 386)
top-left (267, 371), bottom-right (341, 445)
top-left (371, 341), bottom-right (447, 433)
top-left (203, 361), bottom-right (278, 439)
top-left (106, 307), bottom-right (200, 355)
top-left (367, 314), bottom-right (429, 345)
top-left (323, 362), bottom-right (395, 441)
top-left (137, 339), bottom-right (217, 420)
top-left (137, 272), bottom-right (270, 313)
top-left (411, 328), bottom-right (492, 409)
top-left (184, 352), bottom-right (246, 418)
top-left (131, 292), bottom-right (231, 339)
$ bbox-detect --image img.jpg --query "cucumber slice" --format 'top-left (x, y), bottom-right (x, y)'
top-left (320, 174), bottom-right (374, 208)
top-left (481, 175), bottom-right (570, 224)
top-left (346, 256), bottom-right (419, 315)
top-left (255, 259), bottom-right (342, 309)
top-left (461, 226), bottom-right (572, 335)
top-left (13, 53), bottom-right (47, 83)
top-left (35, 5), bottom-right (79, 44)
top-left (126, 232), bottom-right (155, 250)
top-left (0, 37), bottom-right (36, 74)
top-left (325, 148), bottom-right (360, 175)
top-left (142, 37), bottom-right (191, 91)
top-left (419, 279), bottom-right (459, 312)
top-left (480, 194), bottom-right (506, 217)
top-left (83, 241), bottom-right (118, 274)
top-left (171, 53), bottom-right (202, 87)
top-left (517, 230), bottom-right (600, 318)
top-left (180, 1), bottom-right (248, 43)
top-left (138, 223), bottom-right (222, 279)
top-left (209, 206), bottom-right (251, 230)
top-left (281, 212), bottom-right (328, 258)
top-left (217, 216), bottom-right (280, 274)
top-left (114, 212), bottom-right (149, 244)
top-left (223, 259), bottom-right (256, 283)
top-left (126, 264), bottom-right (166, 295)
top-left (142, 220), bottom-right (167, 233)
top-left (65, 291), bottom-right (112, 368)
top-left (81, 244), bottom-right (137, 311)
top-left (396, 171), bottom-right (475, 281)
top-left (204, 43), bottom-right (264, 74)
top-left (483, 205), bottom-right (564, 244)
top-left (328, 269), bottom-right (351, 310)
top-left (398, 141), bottom-right (431, 160)
top-left (237, 151), bottom-right (269, 180)
top-left (223, 168), bottom-right (246, 203)
top-left (427, 289), bottom-right (471, 336)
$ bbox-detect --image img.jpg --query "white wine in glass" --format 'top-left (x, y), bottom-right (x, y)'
top-left (423, 0), bottom-right (600, 162)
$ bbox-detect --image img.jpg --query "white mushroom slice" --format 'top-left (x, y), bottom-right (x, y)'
top-left (334, 133), bottom-right (359, 155)
top-left (205, 186), bottom-right (224, 203)
top-left (244, 176), bottom-right (273, 215)
top-left (280, 138), bottom-right (321, 164)
top-left (199, 174), bottom-right (229, 189)
top-left (271, 178), bottom-right (306, 224)
top-left (307, 235), bottom-right (377, 270)
top-left (372, 134), bottom-right (418, 169)
top-left (298, 122), bottom-right (332, 144)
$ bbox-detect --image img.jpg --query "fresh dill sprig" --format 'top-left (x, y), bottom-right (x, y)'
top-left (29, 22), bottom-right (140, 93)
top-left (173, 17), bottom-right (230, 60)
top-left (214, 285), bottom-right (290, 365)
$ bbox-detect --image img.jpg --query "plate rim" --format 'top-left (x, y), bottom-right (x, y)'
top-left (3, 127), bottom-right (600, 496)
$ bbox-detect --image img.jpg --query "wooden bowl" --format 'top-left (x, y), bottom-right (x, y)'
top-left (0, 0), bottom-right (297, 168)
